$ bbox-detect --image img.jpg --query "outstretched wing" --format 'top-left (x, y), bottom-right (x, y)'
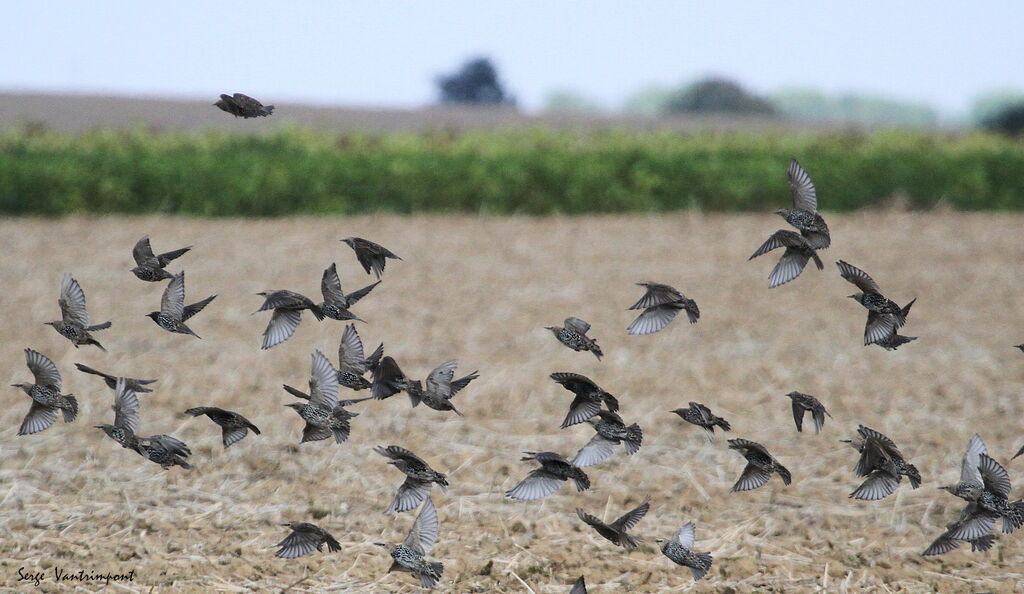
top-left (308, 350), bottom-right (339, 410)
top-left (338, 323), bottom-right (368, 374)
top-left (161, 272), bottom-right (187, 321)
top-left (404, 497), bottom-right (439, 555)
top-left (25, 348), bottom-right (62, 389)
top-left (425, 360), bottom-right (458, 396)
top-left (836, 260), bottom-right (881, 293)
top-left (132, 236), bottom-right (160, 266)
top-left (787, 158), bottom-right (817, 212)
top-left (610, 499), bottom-right (650, 532)
top-left (320, 263), bottom-right (346, 304)
top-left (59, 273), bottom-right (90, 327)
top-left (571, 434), bottom-right (617, 468)
top-left (628, 283), bottom-right (681, 310)
top-left (113, 377), bottom-right (140, 433)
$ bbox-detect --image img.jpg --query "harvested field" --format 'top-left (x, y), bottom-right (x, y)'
top-left (0, 213), bottom-right (1022, 592)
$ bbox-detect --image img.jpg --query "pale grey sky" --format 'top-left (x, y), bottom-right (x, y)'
top-left (2, 1), bottom-right (1021, 114)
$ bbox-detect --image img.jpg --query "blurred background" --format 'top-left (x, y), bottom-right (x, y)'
top-left (2, 1), bottom-right (1023, 215)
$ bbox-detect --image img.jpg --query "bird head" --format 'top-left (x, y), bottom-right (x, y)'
top-left (341, 238), bottom-right (355, 247)
top-left (10, 383), bottom-right (30, 393)
top-left (94, 424), bottom-right (116, 438)
top-left (847, 293), bottom-right (863, 301)
top-left (43, 321), bottom-right (59, 327)
top-left (937, 484), bottom-right (958, 495)
top-left (283, 403), bottom-right (304, 412)
top-left (145, 312), bottom-right (160, 322)
top-left (773, 208), bottom-right (790, 217)
top-left (654, 538), bottom-right (666, 544)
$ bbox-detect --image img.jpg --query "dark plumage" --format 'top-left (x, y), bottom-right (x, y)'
top-left (11, 349), bottom-right (78, 435)
top-left (45, 273), bottom-right (110, 351)
top-left (938, 434), bottom-right (987, 502)
top-left (728, 438), bottom-right (792, 491)
top-left (94, 377), bottom-right (141, 451)
top-left (657, 521), bottom-right (714, 581)
top-left (275, 523), bottom-right (341, 559)
top-left (405, 360), bottom-right (479, 416)
top-left (550, 372), bottom-right (619, 428)
top-left (146, 272), bottom-right (216, 339)
top-left (255, 289), bottom-right (324, 350)
top-left (571, 410), bottom-right (643, 468)
top-left (336, 323), bottom-right (383, 390)
top-left (569, 576), bottom-right (588, 594)
top-left (184, 406), bottom-right (261, 448)
top-left (371, 356), bottom-right (412, 401)
top-left (342, 237), bottom-right (402, 279)
top-left (670, 402), bottom-right (731, 441)
top-left (318, 262), bottom-right (379, 321)
top-left (135, 434), bottom-right (193, 470)
top-left (284, 350), bottom-right (350, 445)
top-left (375, 497), bottom-right (444, 589)
top-left (626, 282), bottom-right (699, 335)
top-left (773, 158), bottom-right (831, 249)
top-left (749, 229), bottom-right (824, 288)
top-left (843, 425), bottom-right (920, 501)
top-left (506, 451), bottom-right (590, 501)
top-left (837, 261), bottom-right (915, 346)
top-left (576, 498), bottom-right (649, 550)
top-left (130, 236), bottom-right (190, 282)
top-left (1014, 443), bottom-right (1023, 460)
top-left (215, 93), bottom-right (274, 118)
top-left (75, 363), bottom-right (157, 393)
top-left (784, 391), bottom-right (832, 434)
top-left (546, 317), bottom-right (603, 360)
top-left (375, 445), bottom-right (449, 513)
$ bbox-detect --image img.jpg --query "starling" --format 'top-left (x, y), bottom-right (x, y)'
top-left (284, 350), bottom-right (351, 444)
top-left (11, 348), bottom-right (78, 435)
top-left (506, 451), bottom-right (590, 501)
top-left (748, 229), bottom-right (824, 288)
top-left (255, 289), bottom-right (324, 350)
top-left (46, 273), bottom-right (111, 351)
top-left (843, 425), bottom-right (921, 500)
top-left (773, 158), bottom-right (831, 249)
top-left (670, 402), bottom-right (731, 441)
top-left (184, 406), bottom-right (261, 448)
top-left (371, 356), bottom-right (412, 401)
top-left (375, 497), bottom-right (444, 589)
top-left (342, 237), bottom-right (402, 280)
top-left (146, 272), bottom-right (216, 339)
top-left (215, 93), bottom-right (274, 118)
top-left (375, 445), bottom-right (449, 513)
top-left (575, 498), bottom-right (649, 550)
top-left (626, 282), bottom-right (699, 335)
top-left (728, 438), bottom-right (792, 491)
top-left (550, 372), bottom-right (619, 428)
top-left (130, 236), bottom-right (190, 282)
top-left (319, 262), bottom-right (379, 321)
top-left (656, 521), bottom-right (714, 581)
top-left (569, 576), bottom-right (588, 594)
top-left (546, 317), bottom-right (603, 360)
top-left (136, 434), bottom-right (193, 469)
top-left (836, 261), bottom-right (915, 346)
top-left (571, 410), bottom-right (643, 468)
top-left (75, 363), bottom-right (157, 393)
top-left (784, 391), bottom-right (832, 434)
top-left (94, 377), bottom-right (141, 450)
top-left (275, 523), bottom-right (340, 559)
top-left (336, 323), bottom-right (383, 390)
top-left (922, 513), bottom-right (998, 556)
top-left (281, 383), bottom-right (367, 442)
top-left (407, 360), bottom-right (479, 416)
top-left (938, 434), bottom-right (987, 502)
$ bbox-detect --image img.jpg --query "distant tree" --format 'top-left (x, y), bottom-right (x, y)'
top-left (621, 85), bottom-right (674, 116)
top-left (770, 88), bottom-right (938, 127)
top-left (436, 57), bottom-right (514, 106)
top-left (981, 102), bottom-right (1024, 136)
top-left (969, 88), bottom-right (1024, 126)
top-left (542, 89), bottom-right (603, 113)
top-left (664, 77), bottom-right (776, 115)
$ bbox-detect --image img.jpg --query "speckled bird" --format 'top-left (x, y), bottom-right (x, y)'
top-left (336, 324), bottom-right (383, 390)
top-left (546, 317), bottom-right (603, 360)
top-left (146, 272), bottom-right (216, 339)
top-left (874, 298), bottom-right (917, 351)
top-left (938, 434), bottom-right (988, 502)
top-left (843, 425), bottom-right (920, 500)
top-left (275, 523), bottom-right (340, 559)
top-left (184, 406), bottom-right (261, 448)
top-left (45, 273), bottom-right (111, 351)
top-left (728, 438), bottom-right (791, 491)
top-left (506, 451), bottom-right (591, 501)
top-left (318, 262), bottom-right (379, 321)
top-left (215, 93), bottom-right (274, 118)
top-left (94, 377), bottom-right (141, 451)
top-left (550, 372), bottom-right (619, 428)
top-left (927, 453), bottom-right (1024, 552)
top-left (284, 350), bottom-right (351, 444)
top-left (342, 237), bottom-right (402, 280)
top-left (774, 158), bottom-right (831, 249)
top-left (375, 445), bottom-right (449, 514)
top-left (784, 391), bottom-right (832, 434)
top-left (255, 289), bottom-right (324, 349)
top-left (626, 282), bottom-right (699, 335)
top-left (12, 349), bottom-right (78, 435)
top-left (749, 229), bottom-right (824, 288)
top-left (837, 261), bottom-right (915, 346)
top-left (75, 363), bottom-right (157, 393)
top-left (657, 521), bottom-right (714, 581)
top-left (670, 402), bottom-right (731, 441)
top-left (376, 497), bottom-right (445, 589)
top-left (371, 356), bottom-right (412, 401)
top-left (571, 410), bottom-right (642, 468)
top-left (130, 236), bottom-right (190, 282)
top-left (576, 498), bottom-right (649, 550)
top-left (406, 360), bottom-right (479, 416)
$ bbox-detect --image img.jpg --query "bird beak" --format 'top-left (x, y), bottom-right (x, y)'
top-left (93, 425), bottom-right (104, 429)
top-left (846, 294), bottom-right (858, 299)
top-left (373, 542), bottom-right (387, 547)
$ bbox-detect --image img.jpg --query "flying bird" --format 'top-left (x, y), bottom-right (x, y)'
top-left (656, 521), bottom-right (714, 581)
top-left (371, 356), bottom-right (412, 401)
top-left (255, 289), bottom-right (324, 349)
top-left (336, 323), bottom-right (383, 390)
top-left (748, 229), bottom-right (823, 288)
top-left (506, 452), bottom-right (590, 502)
top-left (318, 262), bottom-right (379, 321)
top-left (626, 282), bottom-right (699, 335)
top-left (284, 350), bottom-right (351, 444)
top-left (184, 407), bottom-right (261, 448)
top-left (728, 439), bottom-right (792, 491)
top-left (95, 378), bottom-right (192, 469)
top-left (274, 523), bottom-right (340, 559)
top-left (146, 272), bottom-right (216, 339)
top-left (576, 498), bottom-right (649, 550)
top-left (546, 317), bottom-right (603, 360)
top-left (130, 236), bottom-right (190, 282)
top-left (215, 93), bottom-right (274, 118)
top-left (774, 158), bottom-right (831, 249)
top-left (45, 273), bottom-right (111, 350)
top-left (75, 363), bottom-right (157, 393)
top-left (784, 391), bottom-right (832, 434)
top-left (550, 372), bottom-right (619, 428)
top-left (375, 445), bottom-right (449, 514)
top-left (938, 434), bottom-right (988, 502)
top-left (843, 425), bottom-right (920, 500)
top-left (836, 261), bottom-right (915, 346)
top-left (670, 402), bottom-right (731, 441)
top-left (571, 410), bottom-right (643, 468)
top-left (375, 497), bottom-right (445, 589)
top-left (342, 237), bottom-right (402, 279)
top-left (11, 349), bottom-right (78, 435)
top-left (405, 360), bottom-right (479, 416)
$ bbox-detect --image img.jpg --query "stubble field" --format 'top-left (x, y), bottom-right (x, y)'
top-left (0, 213), bottom-right (1022, 593)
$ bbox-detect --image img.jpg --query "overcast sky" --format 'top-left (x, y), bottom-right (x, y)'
top-left (3, 2), bottom-right (1021, 114)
